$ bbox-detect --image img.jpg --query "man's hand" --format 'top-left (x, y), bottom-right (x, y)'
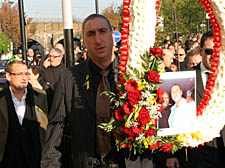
top-left (166, 158), bottom-right (180, 168)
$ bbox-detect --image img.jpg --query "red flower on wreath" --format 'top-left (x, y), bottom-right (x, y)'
top-left (121, 127), bottom-right (135, 141)
top-left (125, 79), bottom-right (139, 92)
top-left (137, 107), bottom-right (150, 125)
top-left (144, 127), bottom-right (156, 137)
top-left (157, 88), bottom-right (165, 102)
top-left (132, 126), bottom-right (143, 134)
top-left (118, 73), bottom-right (126, 84)
top-left (149, 48), bottom-right (164, 58)
top-left (148, 70), bottom-right (160, 83)
top-left (149, 142), bottom-right (162, 150)
top-left (115, 107), bottom-right (124, 121)
top-left (123, 102), bottom-right (133, 115)
top-left (127, 90), bottom-right (142, 106)
top-left (159, 143), bottom-right (174, 152)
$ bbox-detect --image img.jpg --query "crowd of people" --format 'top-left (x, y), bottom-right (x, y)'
top-left (0, 13), bottom-right (224, 168)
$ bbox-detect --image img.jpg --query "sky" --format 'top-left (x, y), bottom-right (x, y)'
top-left (8, 0), bottom-right (123, 20)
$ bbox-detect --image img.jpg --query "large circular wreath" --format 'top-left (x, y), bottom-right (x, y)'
top-left (118, 0), bottom-right (225, 147)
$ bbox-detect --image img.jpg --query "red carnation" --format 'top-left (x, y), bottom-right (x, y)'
top-left (149, 142), bottom-right (162, 150)
top-left (132, 126), bottom-right (143, 134)
top-left (149, 48), bottom-right (164, 57)
top-left (127, 90), bottom-right (142, 106)
top-left (145, 127), bottom-right (156, 137)
top-left (148, 70), bottom-right (160, 83)
top-left (125, 79), bottom-right (139, 92)
top-left (123, 102), bottom-right (133, 115)
top-left (159, 143), bottom-right (174, 152)
top-left (115, 107), bottom-right (124, 121)
top-left (137, 107), bottom-right (150, 125)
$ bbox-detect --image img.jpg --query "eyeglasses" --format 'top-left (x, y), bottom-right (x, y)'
top-left (204, 48), bottom-right (213, 55)
top-left (49, 55), bottom-right (61, 58)
top-left (175, 53), bottom-right (185, 56)
top-left (8, 72), bottom-right (31, 77)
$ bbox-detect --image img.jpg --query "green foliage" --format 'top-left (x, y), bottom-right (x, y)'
top-left (157, 0), bottom-right (207, 44)
top-left (0, 32), bottom-right (10, 54)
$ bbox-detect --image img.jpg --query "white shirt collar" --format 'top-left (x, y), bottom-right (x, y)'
top-left (9, 87), bottom-right (27, 102)
top-left (200, 62), bottom-right (210, 74)
top-left (9, 87), bottom-right (27, 125)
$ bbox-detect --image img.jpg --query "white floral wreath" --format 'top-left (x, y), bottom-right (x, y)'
top-left (119, 0), bottom-right (225, 147)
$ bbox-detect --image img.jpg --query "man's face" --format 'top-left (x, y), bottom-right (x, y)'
top-left (6, 63), bottom-right (30, 90)
top-left (27, 49), bottom-right (34, 57)
top-left (187, 54), bottom-right (202, 68)
top-left (162, 92), bottom-right (169, 108)
top-left (171, 85), bottom-right (182, 103)
top-left (176, 49), bottom-right (186, 62)
top-left (201, 37), bottom-right (213, 70)
top-left (168, 45), bottom-right (175, 54)
top-left (163, 50), bottom-right (174, 68)
top-left (83, 18), bottom-right (113, 64)
top-left (49, 50), bottom-right (63, 67)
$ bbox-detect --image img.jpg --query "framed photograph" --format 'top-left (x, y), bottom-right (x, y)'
top-left (157, 71), bottom-right (197, 136)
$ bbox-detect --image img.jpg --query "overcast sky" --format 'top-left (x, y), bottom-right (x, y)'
top-left (7, 0), bottom-right (123, 19)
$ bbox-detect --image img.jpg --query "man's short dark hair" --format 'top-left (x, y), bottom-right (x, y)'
top-left (5, 60), bottom-right (26, 73)
top-left (82, 14), bottom-right (112, 35)
top-left (200, 31), bottom-right (213, 48)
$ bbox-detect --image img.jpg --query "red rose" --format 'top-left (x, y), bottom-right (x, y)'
top-left (149, 142), bottom-right (162, 150)
top-left (159, 143), bottom-right (174, 152)
top-left (149, 48), bottom-right (164, 57)
top-left (144, 127), bottom-right (156, 137)
top-left (125, 79), bottom-right (139, 92)
top-left (148, 70), bottom-right (160, 83)
top-left (137, 107), bottom-right (150, 125)
top-left (132, 126), bottom-right (143, 134)
top-left (127, 90), bottom-right (142, 106)
top-left (115, 107), bottom-right (124, 121)
top-left (123, 102), bottom-right (133, 115)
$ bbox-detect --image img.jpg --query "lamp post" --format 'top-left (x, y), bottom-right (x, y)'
top-left (206, 13), bottom-right (210, 32)
top-left (95, 0), bottom-right (99, 14)
top-left (18, 0), bottom-right (27, 63)
top-left (8, 1), bottom-right (14, 51)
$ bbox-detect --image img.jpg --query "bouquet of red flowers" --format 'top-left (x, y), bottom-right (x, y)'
top-left (99, 49), bottom-right (182, 154)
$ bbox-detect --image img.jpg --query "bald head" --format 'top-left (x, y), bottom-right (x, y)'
top-left (162, 49), bottom-right (174, 68)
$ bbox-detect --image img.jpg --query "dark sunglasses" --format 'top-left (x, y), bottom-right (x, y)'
top-left (204, 48), bottom-right (213, 55)
top-left (174, 53), bottom-right (185, 56)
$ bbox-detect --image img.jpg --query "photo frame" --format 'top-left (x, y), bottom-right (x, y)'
top-left (157, 71), bottom-right (197, 136)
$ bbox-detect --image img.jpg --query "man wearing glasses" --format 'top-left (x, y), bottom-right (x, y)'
top-left (166, 31), bottom-right (225, 168)
top-left (42, 48), bottom-right (65, 111)
top-left (0, 60), bottom-right (48, 168)
top-left (42, 47), bottom-right (65, 91)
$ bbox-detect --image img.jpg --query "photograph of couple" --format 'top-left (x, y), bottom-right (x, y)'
top-left (157, 71), bottom-right (197, 136)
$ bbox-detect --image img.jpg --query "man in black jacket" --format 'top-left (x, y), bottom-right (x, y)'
top-left (42, 47), bottom-right (66, 111)
top-left (0, 61), bottom-right (48, 168)
top-left (41, 14), bottom-right (154, 168)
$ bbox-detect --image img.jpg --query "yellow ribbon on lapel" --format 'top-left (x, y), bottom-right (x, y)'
top-left (35, 105), bottom-right (48, 130)
top-left (83, 74), bottom-right (90, 90)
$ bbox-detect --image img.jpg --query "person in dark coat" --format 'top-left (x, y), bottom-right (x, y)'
top-left (41, 14), bottom-right (154, 168)
top-left (41, 48), bottom-right (66, 111)
top-left (0, 60), bottom-right (48, 168)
